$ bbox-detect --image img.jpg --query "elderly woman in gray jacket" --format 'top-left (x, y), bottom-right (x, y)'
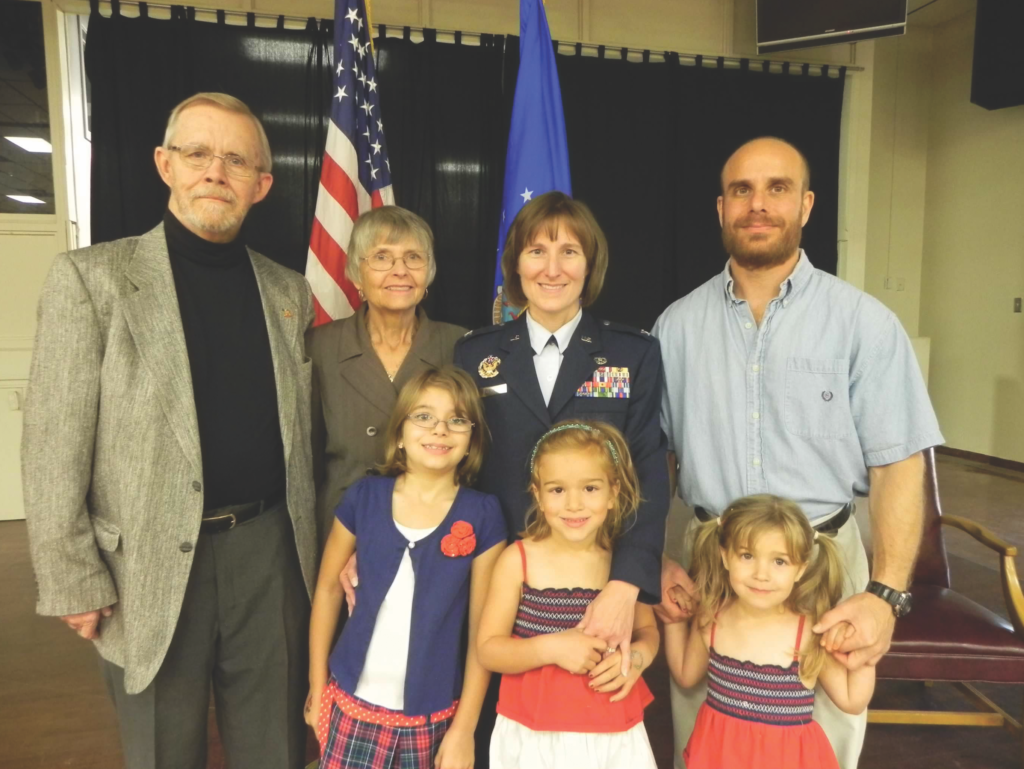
top-left (307, 206), bottom-right (466, 546)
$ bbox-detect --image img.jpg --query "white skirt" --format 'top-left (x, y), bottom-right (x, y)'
top-left (489, 714), bottom-right (658, 769)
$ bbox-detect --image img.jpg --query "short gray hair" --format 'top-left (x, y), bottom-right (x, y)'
top-left (163, 92), bottom-right (273, 173)
top-left (346, 206), bottom-right (438, 286)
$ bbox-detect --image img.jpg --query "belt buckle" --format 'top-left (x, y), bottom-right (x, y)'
top-left (205, 511), bottom-right (237, 530)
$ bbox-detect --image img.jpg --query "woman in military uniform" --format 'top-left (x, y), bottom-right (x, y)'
top-left (454, 192), bottom-right (669, 764)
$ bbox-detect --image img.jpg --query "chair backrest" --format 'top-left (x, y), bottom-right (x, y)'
top-left (914, 447), bottom-right (951, 588)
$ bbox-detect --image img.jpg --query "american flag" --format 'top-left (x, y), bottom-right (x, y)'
top-left (305, 0), bottom-right (394, 326)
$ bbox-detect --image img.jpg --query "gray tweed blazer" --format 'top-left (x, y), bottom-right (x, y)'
top-left (21, 222), bottom-right (318, 694)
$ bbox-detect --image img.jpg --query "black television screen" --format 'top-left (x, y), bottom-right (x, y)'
top-left (757, 0), bottom-right (907, 53)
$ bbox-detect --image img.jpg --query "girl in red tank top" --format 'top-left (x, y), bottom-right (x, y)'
top-left (663, 495), bottom-right (876, 769)
top-left (477, 421), bottom-right (659, 769)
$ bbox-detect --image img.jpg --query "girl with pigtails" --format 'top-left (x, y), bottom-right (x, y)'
top-left (662, 495), bottom-right (876, 769)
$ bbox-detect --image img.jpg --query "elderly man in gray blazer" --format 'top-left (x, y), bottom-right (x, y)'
top-left (22, 92), bottom-right (317, 769)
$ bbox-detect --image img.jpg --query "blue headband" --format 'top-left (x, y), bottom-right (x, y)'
top-left (529, 423), bottom-right (620, 475)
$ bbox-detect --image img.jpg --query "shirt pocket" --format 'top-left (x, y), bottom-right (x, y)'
top-left (784, 357), bottom-right (853, 439)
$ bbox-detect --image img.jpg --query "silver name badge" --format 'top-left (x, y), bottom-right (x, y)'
top-left (481, 384), bottom-right (508, 398)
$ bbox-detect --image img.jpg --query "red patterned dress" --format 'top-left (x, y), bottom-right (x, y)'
top-left (490, 541), bottom-right (656, 769)
top-left (683, 615), bottom-right (840, 769)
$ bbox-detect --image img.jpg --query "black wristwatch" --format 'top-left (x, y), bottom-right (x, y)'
top-left (865, 581), bottom-right (912, 618)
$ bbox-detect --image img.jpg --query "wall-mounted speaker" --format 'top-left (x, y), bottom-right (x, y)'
top-left (971, 0), bottom-right (1024, 110)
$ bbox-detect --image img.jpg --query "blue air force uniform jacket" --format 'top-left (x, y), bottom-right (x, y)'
top-left (453, 310), bottom-right (669, 603)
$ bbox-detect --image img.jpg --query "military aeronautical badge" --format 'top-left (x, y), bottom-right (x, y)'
top-left (478, 356), bottom-right (501, 379)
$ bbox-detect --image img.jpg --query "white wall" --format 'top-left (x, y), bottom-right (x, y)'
top-left (918, 10), bottom-right (1024, 463)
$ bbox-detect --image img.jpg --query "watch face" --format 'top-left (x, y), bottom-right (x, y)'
top-left (894, 593), bottom-right (912, 618)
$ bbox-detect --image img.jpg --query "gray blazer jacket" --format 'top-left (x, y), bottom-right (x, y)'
top-left (307, 306), bottom-right (465, 546)
top-left (21, 223), bottom-right (318, 694)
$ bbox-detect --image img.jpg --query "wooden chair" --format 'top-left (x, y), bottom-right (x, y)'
top-left (868, 448), bottom-right (1024, 762)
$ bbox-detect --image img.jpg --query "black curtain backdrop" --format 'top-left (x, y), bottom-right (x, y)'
top-left (86, 3), bottom-right (332, 269)
top-left (87, 8), bottom-right (845, 332)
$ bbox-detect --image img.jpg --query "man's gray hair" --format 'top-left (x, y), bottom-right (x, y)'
top-left (163, 92), bottom-right (273, 173)
top-left (346, 206), bottom-right (438, 287)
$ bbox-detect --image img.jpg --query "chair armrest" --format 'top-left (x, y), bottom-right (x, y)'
top-left (941, 515), bottom-right (1018, 556)
top-left (940, 515), bottom-right (1024, 636)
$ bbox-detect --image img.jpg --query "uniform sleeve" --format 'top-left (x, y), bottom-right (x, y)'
top-left (610, 337), bottom-right (670, 605)
top-left (850, 313), bottom-right (944, 467)
top-left (474, 494), bottom-right (509, 555)
top-left (335, 477), bottom-right (364, 534)
top-left (22, 253), bottom-right (118, 617)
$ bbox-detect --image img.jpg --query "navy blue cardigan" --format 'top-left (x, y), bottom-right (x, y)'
top-left (329, 476), bottom-right (507, 715)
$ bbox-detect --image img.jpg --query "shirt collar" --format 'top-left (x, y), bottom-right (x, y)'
top-left (526, 308), bottom-right (583, 355)
top-left (722, 249), bottom-right (814, 304)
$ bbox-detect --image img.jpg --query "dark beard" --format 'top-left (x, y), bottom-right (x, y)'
top-left (721, 213), bottom-right (803, 270)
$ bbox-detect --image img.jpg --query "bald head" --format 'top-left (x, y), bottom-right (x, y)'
top-left (721, 137), bottom-right (811, 195)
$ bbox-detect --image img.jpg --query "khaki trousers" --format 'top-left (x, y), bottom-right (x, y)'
top-left (669, 511), bottom-right (870, 769)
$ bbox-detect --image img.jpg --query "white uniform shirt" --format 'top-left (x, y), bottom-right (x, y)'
top-left (526, 308), bottom-right (583, 406)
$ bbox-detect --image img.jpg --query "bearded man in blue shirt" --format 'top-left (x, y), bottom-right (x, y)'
top-left (652, 137), bottom-right (944, 769)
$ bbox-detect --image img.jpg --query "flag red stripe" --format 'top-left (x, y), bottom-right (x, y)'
top-left (309, 218), bottom-right (362, 311)
top-left (321, 153), bottom-right (361, 221)
top-left (312, 295), bottom-right (333, 328)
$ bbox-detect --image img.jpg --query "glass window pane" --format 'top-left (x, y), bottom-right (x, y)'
top-left (0, 1), bottom-right (54, 214)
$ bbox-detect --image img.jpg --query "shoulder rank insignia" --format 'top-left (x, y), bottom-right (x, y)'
top-left (478, 356), bottom-right (501, 379)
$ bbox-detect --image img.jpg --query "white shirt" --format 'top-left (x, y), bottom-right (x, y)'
top-left (526, 308), bottom-right (583, 406)
top-left (353, 521), bottom-right (438, 709)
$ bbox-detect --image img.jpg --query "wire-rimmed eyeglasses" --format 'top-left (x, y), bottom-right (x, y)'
top-left (169, 144), bottom-right (259, 179)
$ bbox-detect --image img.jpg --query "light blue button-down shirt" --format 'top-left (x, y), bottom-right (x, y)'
top-left (651, 251), bottom-right (944, 521)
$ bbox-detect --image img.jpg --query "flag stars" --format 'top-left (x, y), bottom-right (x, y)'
top-left (358, 71), bottom-right (368, 87)
top-left (385, 158), bottom-right (391, 172)
top-left (371, 139), bottom-right (382, 155)
top-left (367, 77), bottom-right (378, 93)
top-left (377, 119), bottom-right (384, 133)
top-left (362, 127), bottom-right (371, 140)
top-left (365, 154), bottom-right (373, 167)
top-left (361, 102), bottom-right (372, 116)
top-left (334, 86), bottom-right (348, 101)
top-left (344, 6), bottom-right (360, 24)
top-left (348, 33), bottom-right (360, 51)
top-left (358, 43), bottom-right (367, 59)
top-left (370, 166), bottom-right (379, 180)
top-left (336, 60), bottom-right (344, 76)
top-left (521, 187), bottom-right (534, 202)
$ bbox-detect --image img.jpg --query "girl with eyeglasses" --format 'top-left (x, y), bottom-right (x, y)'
top-left (306, 366), bottom-right (507, 769)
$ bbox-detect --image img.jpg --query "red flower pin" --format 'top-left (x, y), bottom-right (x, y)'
top-left (441, 521), bottom-right (476, 557)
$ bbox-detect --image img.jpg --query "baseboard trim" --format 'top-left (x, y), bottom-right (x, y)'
top-left (935, 446), bottom-right (1024, 474)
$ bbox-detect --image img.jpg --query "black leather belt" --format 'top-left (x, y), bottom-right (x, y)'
top-left (200, 489), bottom-right (285, 535)
top-left (694, 501), bottom-right (853, 536)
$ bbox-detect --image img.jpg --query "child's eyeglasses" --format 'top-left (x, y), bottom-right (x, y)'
top-left (405, 413), bottom-right (474, 433)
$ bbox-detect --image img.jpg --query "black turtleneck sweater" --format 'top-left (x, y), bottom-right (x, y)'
top-left (164, 210), bottom-right (285, 511)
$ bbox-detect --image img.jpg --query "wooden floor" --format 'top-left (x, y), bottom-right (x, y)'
top-left (1, 453), bottom-right (1022, 769)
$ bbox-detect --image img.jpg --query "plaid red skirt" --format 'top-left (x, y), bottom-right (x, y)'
top-left (317, 677), bottom-right (457, 769)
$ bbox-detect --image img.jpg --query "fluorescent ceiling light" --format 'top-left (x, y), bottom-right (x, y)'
top-left (5, 136), bottom-right (53, 153)
top-left (7, 195), bottom-right (46, 204)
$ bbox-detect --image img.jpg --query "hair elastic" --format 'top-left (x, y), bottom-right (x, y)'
top-left (813, 530), bottom-right (820, 542)
top-left (529, 423), bottom-right (619, 474)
